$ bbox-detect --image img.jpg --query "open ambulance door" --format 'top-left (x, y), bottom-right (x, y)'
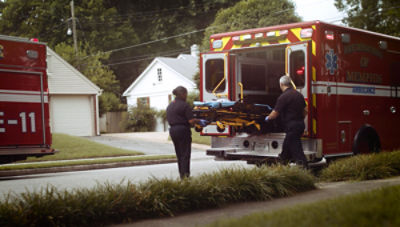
top-left (286, 42), bottom-right (310, 135)
top-left (200, 51), bottom-right (234, 136)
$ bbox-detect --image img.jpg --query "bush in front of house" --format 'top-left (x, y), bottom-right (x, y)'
top-left (124, 103), bottom-right (157, 132)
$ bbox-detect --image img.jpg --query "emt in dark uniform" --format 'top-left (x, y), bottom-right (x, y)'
top-left (166, 86), bottom-right (206, 179)
top-left (265, 75), bottom-right (308, 168)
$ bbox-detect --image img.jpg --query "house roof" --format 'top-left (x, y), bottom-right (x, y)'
top-left (47, 47), bottom-right (102, 95)
top-left (123, 53), bottom-right (198, 96)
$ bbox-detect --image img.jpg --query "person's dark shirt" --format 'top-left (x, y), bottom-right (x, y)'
top-left (166, 98), bottom-right (193, 127)
top-left (274, 87), bottom-right (306, 124)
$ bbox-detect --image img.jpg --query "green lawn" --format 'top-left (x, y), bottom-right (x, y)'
top-left (22, 133), bottom-right (143, 162)
top-left (191, 128), bottom-right (211, 145)
top-left (207, 184), bottom-right (400, 227)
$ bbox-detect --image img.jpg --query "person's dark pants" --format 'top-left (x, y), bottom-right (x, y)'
top-left (280, 121), bottom-right (308, 168)
top-left (169, 125), bottom-right (192, 179)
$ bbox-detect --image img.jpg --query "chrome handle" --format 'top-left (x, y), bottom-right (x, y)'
top-left (363, 110), bottom-right (370, 116)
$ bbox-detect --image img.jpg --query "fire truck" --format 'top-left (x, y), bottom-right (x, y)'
top-left (0, 35), bottom-right (55, 164)
top-left (199, 21), bottom-right (400, 166)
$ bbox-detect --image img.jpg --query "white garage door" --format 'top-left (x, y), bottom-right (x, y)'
top-left (50, 95), bottom-right (94, 136)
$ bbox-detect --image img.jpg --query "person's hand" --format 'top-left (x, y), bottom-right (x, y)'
top-left (198, 119), bottom-right (209, 127)
top-left (264, 116), bottom-right (269, 122)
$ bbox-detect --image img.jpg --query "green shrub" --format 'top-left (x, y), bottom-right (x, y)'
top-left (320, 151), bottom-right (400, 181)
top-left (124, 103), bottom-right (157, 132)
top-left (187, 90), bottom-right (199, 109)
top-left (0, 166), bottom-right (315, 226)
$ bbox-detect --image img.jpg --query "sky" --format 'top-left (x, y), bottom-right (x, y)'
top-left (292, 0), bottom-right (346, 24)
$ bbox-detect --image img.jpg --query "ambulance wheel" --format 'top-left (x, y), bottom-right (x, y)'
top-left (217, 126), bottom-right (225, 132)
top-left (353, 125), bottom-right (381, 155)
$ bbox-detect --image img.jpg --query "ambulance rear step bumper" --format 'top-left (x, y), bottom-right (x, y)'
top-left (206, 148), bottom-right (324, 166)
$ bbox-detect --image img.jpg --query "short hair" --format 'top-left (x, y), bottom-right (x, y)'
top-left (172, 86), bottom-right (188, 99)
top-left (279, 75), bottom-right (292, 87)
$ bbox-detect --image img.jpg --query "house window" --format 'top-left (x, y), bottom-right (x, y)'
top-left (137, 97), bottom-right (150, 107)
top-left (157, 68), bottom-right (162, 82)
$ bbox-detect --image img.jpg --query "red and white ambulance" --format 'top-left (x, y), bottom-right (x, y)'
top-left (200, 21), bottom-right (400, 165)
top-left (0, 35), bottom-right (55, 164)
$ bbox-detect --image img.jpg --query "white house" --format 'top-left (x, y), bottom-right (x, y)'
top-left (47, 47), bottom-right (102, 136)
top-left (123, 45), bottom-right (199, 132)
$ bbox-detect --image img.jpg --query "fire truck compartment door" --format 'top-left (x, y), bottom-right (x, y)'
top-left (286, 42), bottom-right (309, 99)
top-left (201, 52), bottom-right (231, 102)
top-left (0, 69), bottom-right (48, 146)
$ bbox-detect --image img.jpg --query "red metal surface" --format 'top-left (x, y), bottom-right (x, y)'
top-left (0, 36), bottom-right (52, 156)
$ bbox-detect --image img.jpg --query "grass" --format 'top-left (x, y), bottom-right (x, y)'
top-left (0, 165), bottom-right (315, 227)
top-left (320, 150), bottom-right (400, 181)
top-left (206, 184), bottom-right (400, 227)
top-left (0, 155), bottom-right (176, 171)
top-left (22, 133), bottom-right (144, 162)
top-left (191, 128), bottom-right (211, 145)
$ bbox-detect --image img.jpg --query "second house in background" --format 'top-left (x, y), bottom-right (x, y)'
top-left (123, 45), bottom-right (199, 132)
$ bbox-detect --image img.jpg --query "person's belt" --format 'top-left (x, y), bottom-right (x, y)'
top-left (171, 123), bottom-right (189, 127)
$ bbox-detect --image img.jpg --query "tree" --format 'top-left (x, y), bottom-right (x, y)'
top-left (335, 0), bottom-right (400, 37)
top-left (54, 42), bottom-right (123, 115)
top-left (201, 0), bottom-right (301, 49)
top-left (124, 103), bottom-right (157, 132)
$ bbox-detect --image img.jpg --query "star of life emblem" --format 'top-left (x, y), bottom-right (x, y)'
top-left (325, 49), bottom-right (338, 75)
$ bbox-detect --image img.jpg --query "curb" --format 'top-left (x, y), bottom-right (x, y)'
top-left (0, 159), bottom-right (177, 177)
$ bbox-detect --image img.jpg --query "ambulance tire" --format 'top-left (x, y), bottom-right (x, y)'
top-left (352, 125), bottom-right (381, 155)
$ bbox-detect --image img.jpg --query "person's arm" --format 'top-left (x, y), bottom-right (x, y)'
top-left (303, 106), bottom-right (308, 118)
top-left (267, 110), bottom-right (279, 120)
top-left (189, 118), bottom-right (200, 125)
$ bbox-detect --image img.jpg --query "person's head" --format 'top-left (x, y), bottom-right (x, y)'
top-left (279, 75), bottom-right (293, 91)
top-left (173, 86), bottom-right (188, 101)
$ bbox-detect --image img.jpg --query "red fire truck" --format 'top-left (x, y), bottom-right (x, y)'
top-left (200, 21), bottom-right (400, 165)
top-left (0, 35), bottom-right (55, 164)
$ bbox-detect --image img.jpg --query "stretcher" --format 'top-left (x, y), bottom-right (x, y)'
top-left (193, 100), bottom-right (272, 133)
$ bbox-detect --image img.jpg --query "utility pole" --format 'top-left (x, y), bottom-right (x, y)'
top-left (70, 0), bottom-right (78, 55)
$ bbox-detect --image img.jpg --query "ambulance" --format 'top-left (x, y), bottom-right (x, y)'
top-left (0, 35), bottom-right (55, 164)
top-left (199, 21), bottom-right (400, 165)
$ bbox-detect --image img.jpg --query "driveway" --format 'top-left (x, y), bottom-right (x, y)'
top-left (86, 132), bottom-right (210, 159)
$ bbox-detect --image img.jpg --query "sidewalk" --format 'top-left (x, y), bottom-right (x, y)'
top-left (113, 176), bottom-right (400, 227)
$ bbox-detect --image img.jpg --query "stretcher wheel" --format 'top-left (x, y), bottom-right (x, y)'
top-left (217, 125), bottom-right (225, 132)
top-left (195, 126), bottom-right (202, 132)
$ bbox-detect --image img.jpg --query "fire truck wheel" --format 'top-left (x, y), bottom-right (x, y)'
top-left (352, 125), bottom-right (381, 155)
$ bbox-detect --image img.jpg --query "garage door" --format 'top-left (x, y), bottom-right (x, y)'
top-left (50, 95), bottom-right (94, 136)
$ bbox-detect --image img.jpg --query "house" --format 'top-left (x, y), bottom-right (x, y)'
top-left (123, 45), bottom-right (199, 132)
top-left (47, 47), bottom-right (102, 136)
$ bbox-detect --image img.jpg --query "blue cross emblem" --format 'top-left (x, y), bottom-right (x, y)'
top-left (325, 49), bottom-right (337, 75)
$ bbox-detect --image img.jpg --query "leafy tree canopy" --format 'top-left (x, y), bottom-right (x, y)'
top-left (201, 0), bottom-right (301, 49)
top-left (335, 0), bottom-right (400, 37)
